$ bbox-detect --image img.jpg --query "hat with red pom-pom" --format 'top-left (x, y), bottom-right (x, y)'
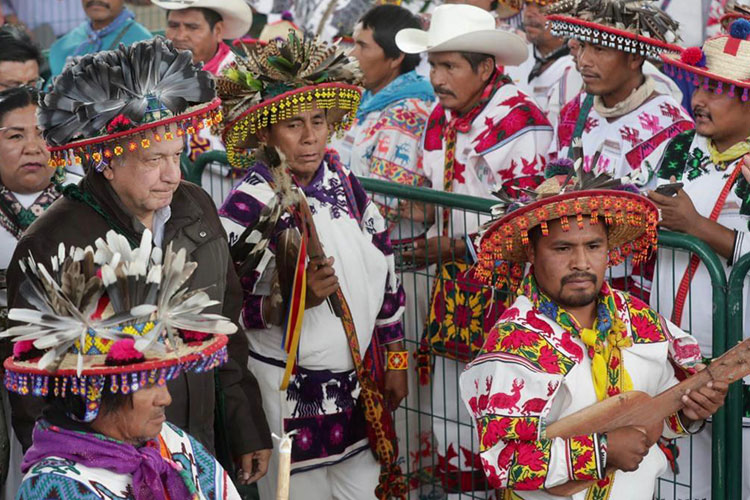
top-left (661, 19), bottom-right (750, 101)
top-left (0, 229), bottom-right (236, 422)
top-left (545, 0), bottom-right (682, 61)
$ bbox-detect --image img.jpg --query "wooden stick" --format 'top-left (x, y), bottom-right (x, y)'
top-left (275, 432), bottom-right (295, 500)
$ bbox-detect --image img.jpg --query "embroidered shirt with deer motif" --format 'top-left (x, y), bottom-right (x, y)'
top-left (459, 273), bottom-right (701, 499)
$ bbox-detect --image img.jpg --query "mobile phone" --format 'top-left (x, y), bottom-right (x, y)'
top-left (654, 182), bottom-right (684, 197)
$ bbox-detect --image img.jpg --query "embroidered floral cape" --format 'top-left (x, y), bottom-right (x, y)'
top-left (552, 92), bottom-right (694, 187)
top-left (460, 275), bottom-right (701, 499)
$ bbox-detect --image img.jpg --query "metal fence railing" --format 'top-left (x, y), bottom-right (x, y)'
top-left (184, 151), bottom-right (736, 500)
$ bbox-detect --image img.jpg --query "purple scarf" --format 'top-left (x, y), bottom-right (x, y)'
top-left (22, 421), bottom-right (196, 500)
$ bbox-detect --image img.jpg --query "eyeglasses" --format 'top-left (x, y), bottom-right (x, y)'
top-left (0, 77), bottom-right (44, 91)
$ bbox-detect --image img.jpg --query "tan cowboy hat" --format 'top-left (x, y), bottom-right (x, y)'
top-left (150, 0), bottom-right (253, 39)
top-left (394, 4), bottom-right (527, 65)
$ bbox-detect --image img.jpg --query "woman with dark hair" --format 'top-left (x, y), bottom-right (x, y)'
top-left (0, 85), bottom-right (78, 496)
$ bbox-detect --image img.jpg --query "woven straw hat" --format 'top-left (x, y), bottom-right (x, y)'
top-left (474, 160), bottom-right (658, 283)
top-left (662, 19), bottom-right (750, 100)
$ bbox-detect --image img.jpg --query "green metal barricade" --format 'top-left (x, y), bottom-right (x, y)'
top-left (184, 151), bottom-right (732, 499)
top-left (725, 253), bottom-right (750, 500)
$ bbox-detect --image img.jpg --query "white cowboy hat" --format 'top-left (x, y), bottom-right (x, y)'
top-left (395, 4), bottom-right (527, 66)
top-left (150, 0), bottom-right (253, 39)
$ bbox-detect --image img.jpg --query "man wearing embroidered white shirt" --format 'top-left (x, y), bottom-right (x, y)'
top-left (648, 21), bottom-right (750, 500)
top-left (395, 5), bottom-right (553, 495)
top-left (523, 1), bottom-right (582, 128)
top-left (546, 0), bottom-right (693, 186)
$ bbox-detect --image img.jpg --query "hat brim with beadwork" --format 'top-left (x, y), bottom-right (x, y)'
top-left (40, 36), bottom-right (222, 171)
top-left (475, 189), bottom-right (658, 280)
top-left (1, 230), bottom-right (237, 422)
top-left (661, 19), bottom-right (750, 99)
top-left (546, 14), bottom-right (681, 61)
top-left (217, 32), bottom-right (363, 169)
top-left (4, 329), bottom-right (229, 421)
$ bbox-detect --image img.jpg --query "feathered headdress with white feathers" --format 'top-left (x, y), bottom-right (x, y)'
top-left (1, 229), bottom-right (236, 422)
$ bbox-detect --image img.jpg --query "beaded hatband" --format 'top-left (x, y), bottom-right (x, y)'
top-left (222, 83), bottom-right (361, 170)
top-left (547, 15), bottom-right (682, 61)
top-left (47, 99), bottom-right (223, 170)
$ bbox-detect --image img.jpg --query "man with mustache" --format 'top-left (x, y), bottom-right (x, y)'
top-left (153, 0), bottom-right (252, 75)
top-left (6, 38), bottom-right (272, 489)
top-left (546, 0), bottom-right (693, 187)
top-left (395, 4), bottom-right (552, 495)
top-left (48, 0), bottom-right (151, 77)
top-left (646, 20), bottom-right (750, 500)
top-left (523, 0), bottom-right (582, 128)
top-left (460, 164), bottom-right (727, 499)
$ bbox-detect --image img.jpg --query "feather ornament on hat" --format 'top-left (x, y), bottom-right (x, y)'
top-left (1, 229), bottom-right (235, 422)
top-left (40, 37), bottom-right (221, 171)
top-left (545, 0), bottom-right (682, 60)
top-left (217, 31), bottom-right (362, 169)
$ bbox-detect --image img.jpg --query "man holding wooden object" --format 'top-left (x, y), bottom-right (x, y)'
top-left (460, 161), bottom-right (729, 499)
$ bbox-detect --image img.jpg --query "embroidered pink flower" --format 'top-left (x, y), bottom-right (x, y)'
top-left (514, 419), bottom-right (538, 441)
top-left (296, 427), bottom-right (313, 451)
top-left (329, 423), bottom-right (344, 445)
top-left (537, 345), bottom-right (561, 374)
top-left (516, 442), bottom-right (546, 472)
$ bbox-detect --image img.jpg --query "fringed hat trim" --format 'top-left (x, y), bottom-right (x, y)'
top-left (547, 15), bottom-right (682, 61)
top-left (4, 335), bottom-right (228, 423)
top-left (222, 82), bottom-right (361, 169)
top-left (475, 190), bottom-right (659, 283)
top-left (661, 20), bottom-right (750, 98)
top-left (47, 99), bottom-right (223, 169)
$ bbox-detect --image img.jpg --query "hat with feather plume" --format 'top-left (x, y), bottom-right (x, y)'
top-left (216, 31), bottom-right (363, 170)
top-left (545, 0), bottom-right (682, 61)
top-left (40, 36), bottom-right (221, 172)
top-left (474, 144), bottom-right (658, 284)
top-left (0, 229), bottom-right (236, 422)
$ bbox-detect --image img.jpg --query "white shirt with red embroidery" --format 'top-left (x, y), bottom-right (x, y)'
top-left (421, 78), bottom-right (553, 237)
top-left (552, 92), bottom-right (694, 187)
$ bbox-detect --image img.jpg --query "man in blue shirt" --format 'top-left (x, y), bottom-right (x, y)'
top-left (48, 0), bottom-right (152, 77)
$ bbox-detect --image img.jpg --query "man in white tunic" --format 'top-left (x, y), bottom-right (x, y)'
top-left (217, 32), bottom-right (409, 500)
top-left (523, 1), bottom-right (583, 127)
top-left (395, 5), bottom-right (553, 496)
top-left (546, 0), bottom-right (694, 186)
top-left (461, 165), bottom-right (727, 500)
top-left (649, 20), bottom-right (750, 500)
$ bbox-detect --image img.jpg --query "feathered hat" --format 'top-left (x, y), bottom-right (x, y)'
top-left (474, 152), bottom-right (658, 283)
top-left (0, 230), bottom-right (236, 422)
top-left (661, 19), bottom-right (750, 101)
top-left (40, 37), bottom-right (221, 172)
top-left (217, 32), bottom-right (362, 169)
top-left (545, 0), bottom-right (682, 61)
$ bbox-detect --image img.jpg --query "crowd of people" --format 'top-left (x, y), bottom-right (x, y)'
top-left (0, 0), bottom-right (748, 499)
